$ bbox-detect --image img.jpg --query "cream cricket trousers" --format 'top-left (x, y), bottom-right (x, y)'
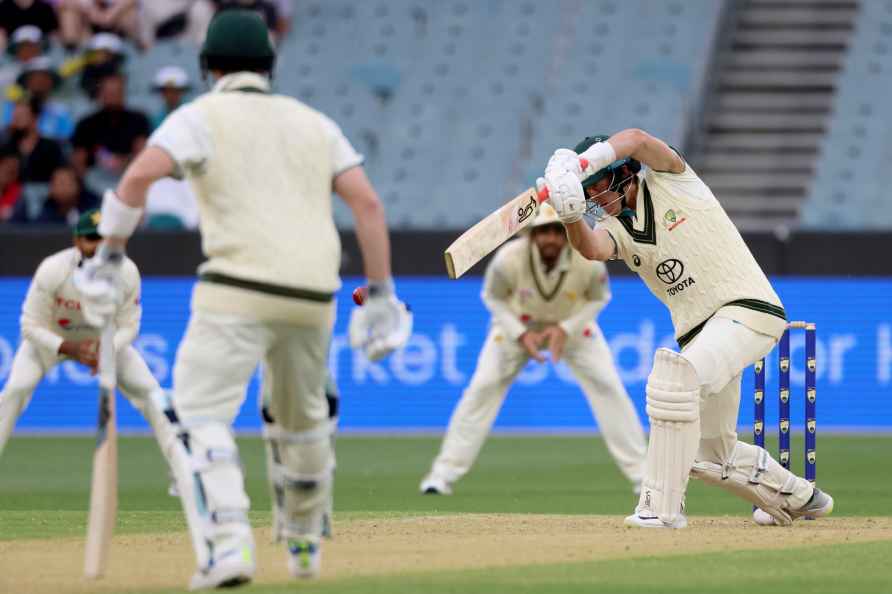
top-left (430, 323), bottom-right (646, 484)
top-left (680, 317), bottom-right (814, 511)
top-left (169, 307), bottom-right (334, 570)
top-left (0, 339), bottom-right (173, 458)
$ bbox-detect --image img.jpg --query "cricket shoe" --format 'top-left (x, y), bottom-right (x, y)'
top-left (753, 487), bottom-right (834, 526)
top-left (624, 511), bottom-right (688, 529)
top-left (189, 546), bottom-right (255, 590)
top-left (287, 537), bottom-right (321, 578)
top-left (419, 474), bottom-right (452, 495)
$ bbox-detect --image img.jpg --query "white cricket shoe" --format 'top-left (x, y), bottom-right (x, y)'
top-left (753, 487), bottom-right (834, 526)
top-left (419, 474), bottom-right (453, 495)
top-left (624, 511), bottom-right (688, 529)
top-left (188, 547), bottom-right (255, 591)
top-left (287, 537), bottom-right (321, 578)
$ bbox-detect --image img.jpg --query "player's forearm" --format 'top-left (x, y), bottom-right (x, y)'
top-left (21, 318), bottom-right (64, 354)
top-left (559, 300), bottom-right (603, 337)
top-left (566, 221), bottom-right (611, 261)
top-left (351, 195), bottom-right (392, 282)
top-left (600, 128), bottom-right (683, 174)
top-left (482, 296), bottom-right (526, 340)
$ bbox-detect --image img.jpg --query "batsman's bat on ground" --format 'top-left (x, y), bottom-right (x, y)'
top-left (443, 158), bottom-right (589, 279)
top-left (84, 323), bottom-right (117, 579)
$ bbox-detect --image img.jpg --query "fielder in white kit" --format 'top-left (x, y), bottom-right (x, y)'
top-left (539, 130), bottom-right (834, 528)
top-left (72, 10), bottom-right (411, 590)
top-left (0, 209), bottom-right (174, 465)
top-left (420, 204), bottom-right (646, 496)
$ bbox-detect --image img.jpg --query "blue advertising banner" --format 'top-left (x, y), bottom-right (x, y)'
top-left (0, 277), bottom-right (890, 431)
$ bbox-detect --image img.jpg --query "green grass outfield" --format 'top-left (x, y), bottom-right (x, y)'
top-left (2, 434), bottom-right (891, 593)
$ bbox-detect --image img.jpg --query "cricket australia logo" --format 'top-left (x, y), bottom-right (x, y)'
top-left (656, 258), bottom-right (696, 296)
top-left (517, 197), bottom-right (537, 224)
top-left (662, 209), bottom-right (687, 231)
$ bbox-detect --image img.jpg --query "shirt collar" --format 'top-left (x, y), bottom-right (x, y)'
top-left (211, 72), bottom-right (271, 94)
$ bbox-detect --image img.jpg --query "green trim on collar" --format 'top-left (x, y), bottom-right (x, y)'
top-left (527, 243), bottom-right (569, 302)
top-left (616, 180), bottom-right (656, 245)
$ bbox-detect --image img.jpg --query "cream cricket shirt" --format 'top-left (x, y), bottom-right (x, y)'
top-left (599, 163), bottom-right (786, 347)
top-left (483, 237), bottom-right (611, 341)
top-left (147, 73), bottom-right (364, 322)
top-left (21, 247), bottom-right (141, 356)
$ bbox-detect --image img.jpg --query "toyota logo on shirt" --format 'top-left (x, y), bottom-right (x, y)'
top-left (656, 259), bottom-right (684, 284)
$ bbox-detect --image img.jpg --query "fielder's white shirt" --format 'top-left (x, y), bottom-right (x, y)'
top-left (20, 247), bottom-right (141, 355)
top-left (599, 163), bottom-right (786, 346)
top-left (483, 237), bottom-right (611, 341)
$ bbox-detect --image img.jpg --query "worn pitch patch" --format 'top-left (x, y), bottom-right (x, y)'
top-left (2, 514), bottom-right (891, 594)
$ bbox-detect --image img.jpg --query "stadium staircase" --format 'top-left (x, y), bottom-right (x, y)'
top-left (691, 0), bottom-right (859, 232)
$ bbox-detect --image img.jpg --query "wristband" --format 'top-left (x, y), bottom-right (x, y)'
top-left (580, 141), bottom-right (617, 174)
top-left (367, 278), bottom-right (395, 298)
top-left (98, 189), bottom-right (144, 238)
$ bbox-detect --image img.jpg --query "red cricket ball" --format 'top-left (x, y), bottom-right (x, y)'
top-left (352, 286), bottom-right (367, 306)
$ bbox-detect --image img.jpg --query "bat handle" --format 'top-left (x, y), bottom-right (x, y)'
top-left (536, 158), bottom-right (590, 202)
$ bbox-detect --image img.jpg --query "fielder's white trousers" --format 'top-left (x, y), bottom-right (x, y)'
top-left (0, 339), bottom-right (173, 458)
top-left (429, 323), bottom-right (646, 484)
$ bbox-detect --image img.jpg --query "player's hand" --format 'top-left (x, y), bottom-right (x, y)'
top-left (59, 339), bottom-right (99, 373)
top-left (73, 243), bottom-right (124, 328)
top-left (540, 171), bottom-right (585, 224)
top-left (539, 325), bottom-right (567, 362)
top-left (518, 330), bottom-right (546, 363)
top-left (348, 280), bottom-right (413, 361)
top-left (545, 148), bottom-right (584, 179)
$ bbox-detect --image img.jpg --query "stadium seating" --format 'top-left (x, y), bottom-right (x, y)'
top-left (801, 1), bottom-right (892, 229)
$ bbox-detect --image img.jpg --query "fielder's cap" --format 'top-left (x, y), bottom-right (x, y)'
top-left (74, 209), bottom-right (102, 237)
top-left (88, 32), bottom-right (125, 54)
top-left (11, 25), bottom-right (42, 46)
top-left (530, 203), bottom-right (562, 229)
top-left (16, 56), bottom-right (61, 88)
top-left (152, 65), bottom-right (191, 90)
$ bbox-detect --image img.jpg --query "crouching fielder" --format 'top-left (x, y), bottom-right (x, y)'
top-left (72, 10), bottom-right (411, 590)
top-left (0, 210), bottom-right (173, 467)
top-left (540, 130), bottom-right (834, 528)
top-left (420, 204), bottom-right (646, 495)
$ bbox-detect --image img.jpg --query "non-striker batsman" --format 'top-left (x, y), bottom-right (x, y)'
top-left (73, 10), bottom-right (411, 589)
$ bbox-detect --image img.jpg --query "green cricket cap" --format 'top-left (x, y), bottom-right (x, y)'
top-left (74, 209), bottom-right (102, 237)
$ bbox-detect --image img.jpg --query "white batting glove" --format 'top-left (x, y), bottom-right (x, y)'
top-left (73, 243), bottom-right (124, 328)
top-left (539, 172), bottom-right (585, 224)
top-left (545, 148), bottom-right (583, 179)
top-left (348, 280), bottom-right (413, 361)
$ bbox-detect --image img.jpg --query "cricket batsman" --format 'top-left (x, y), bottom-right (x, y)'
top-left (0, 209), bottom-right (174, 471)
top-left (72, 9), bottom-right (411, 590)
top-left (539, 130), bottom-right (834, 528)
top-left (420, 204), bottom-right (646, 496)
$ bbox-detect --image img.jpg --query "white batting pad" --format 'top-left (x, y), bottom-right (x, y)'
top-left (691, 441), bottom-right (814, 526)
top-left (638, 348), bottom-right (701, 524)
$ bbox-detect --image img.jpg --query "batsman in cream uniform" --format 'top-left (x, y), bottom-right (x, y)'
top-left (420, 204), bottom-right (646, 496)
top-left (0, 210), bottom-right (174, 464)
top-left (540, 130), bottom-right (834, 529)
top-left (72, 10), bottom-right (411, 590)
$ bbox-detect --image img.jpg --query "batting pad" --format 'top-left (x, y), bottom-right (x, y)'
top-left (639, 348), bottom-right (701, 524)
top-left (691, 441), bottom-right (814, 526)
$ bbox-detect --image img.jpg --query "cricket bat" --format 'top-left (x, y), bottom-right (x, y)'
top-left (444, 158), bottom-right (589, 279)
top-left (84, 323), bottom-right (118, 579)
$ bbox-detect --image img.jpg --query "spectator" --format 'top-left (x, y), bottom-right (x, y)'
top-left (0, 146), bottom-right (22, 221)
top-left (2, 56), bottom-right (75, 140)
top-left (58, 0), bottom-right (141, 49)
top-left (2, 97), bottom-right (65, 183)
top-left (12, 163), bottom-right (99, 223)
top-left (0, 1), bottom-right (58, 48)
top-left (1, 25), bottom-right (47, 89)
top-left (150, 65), bottom-right (190, 130)
top-left (70, 71), bottom-right (149, 182)
top-left (78, 31), bottom-right (126, 97)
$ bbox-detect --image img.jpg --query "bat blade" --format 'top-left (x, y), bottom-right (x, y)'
top-left (84, 325), bottom-right (118, 579)
top-left (444, 187), bottom-right (541, 279)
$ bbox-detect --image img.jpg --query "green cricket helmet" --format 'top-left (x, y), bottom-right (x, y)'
top-left (573, 135), bottom-right (641, 193)
top-left (200, 9), bottom-right (276, 75)
top-left (573, 135), bottom-right (641, 220)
